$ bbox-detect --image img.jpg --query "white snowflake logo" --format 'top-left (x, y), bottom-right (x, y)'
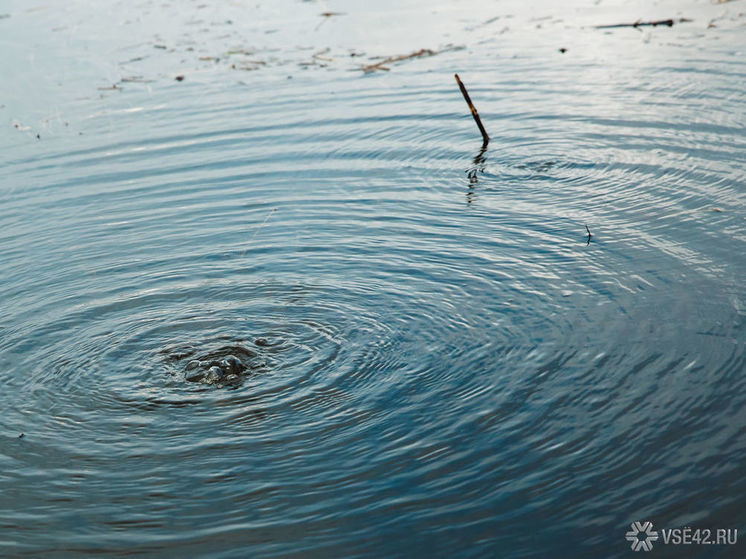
top-left (626, 521), bottom-right (659, 552)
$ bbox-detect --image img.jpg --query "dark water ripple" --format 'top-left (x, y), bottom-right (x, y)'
top-left (1, 1), bottom-right (746, 557)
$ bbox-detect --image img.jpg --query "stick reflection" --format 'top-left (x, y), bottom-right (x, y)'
top-left (465, 142), bottom-right (488, 204)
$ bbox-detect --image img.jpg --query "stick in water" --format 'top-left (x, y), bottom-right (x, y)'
top-left (455, 73), bottom-right (489, 146)
top-left (241, 207), bottom-right (277, 257)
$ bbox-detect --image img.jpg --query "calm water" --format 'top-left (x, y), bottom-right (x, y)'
top-left (1, 0), bottom-right (745, 557)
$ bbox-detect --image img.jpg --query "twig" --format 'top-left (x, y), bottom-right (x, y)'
top-left (585, 224), bottom-right (592, 245)
top-left (241, 208), bottom-right (277, 257)
top-left (250, 208), bottom-right (276, 241)
top-left (455, 74), bottom-right (489, 146)
top-left (361, 48), bottom-right (436, 73)
top-left (595, 18), bottom-right (692, 29)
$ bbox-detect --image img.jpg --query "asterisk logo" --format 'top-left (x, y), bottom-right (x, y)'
top-left (626, 521), bottom-right (659, 552)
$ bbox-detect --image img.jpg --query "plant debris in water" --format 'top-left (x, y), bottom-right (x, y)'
top-left (360, 48), bottom-right (438, 73)
top-left (595, 18), bottom-right (693, 29)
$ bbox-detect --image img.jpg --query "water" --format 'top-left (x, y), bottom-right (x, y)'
top-left (1, 0), bottom-right (745, 557)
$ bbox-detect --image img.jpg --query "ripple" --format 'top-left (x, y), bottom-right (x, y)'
top-left (2, 1), bottom-right (746, 557)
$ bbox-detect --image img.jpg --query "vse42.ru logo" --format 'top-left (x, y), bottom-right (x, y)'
top-left (626, 521), bottom-right (738, 552)
top-left (659, 527), bottom-right (737, 546)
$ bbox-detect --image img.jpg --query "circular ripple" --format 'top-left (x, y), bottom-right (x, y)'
top-left (2, 3), bottom-right (745, 556)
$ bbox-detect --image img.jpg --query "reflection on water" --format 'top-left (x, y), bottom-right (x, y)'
top-left (466, 144), bottom-right (488, 204)
top-left (1, 0), bottom-right (745, 557)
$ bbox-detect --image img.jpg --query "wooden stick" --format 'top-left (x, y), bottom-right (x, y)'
top-left (455, 74), bottom-right (489, 146)
top-left (595, 18), bottom-right (692, 29)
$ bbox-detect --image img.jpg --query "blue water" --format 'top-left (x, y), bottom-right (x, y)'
top-left (1, 1), bottom-right (745, 557)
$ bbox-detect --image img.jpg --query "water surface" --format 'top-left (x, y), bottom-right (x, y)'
top-left (1, 0), bottom-right (745, 557)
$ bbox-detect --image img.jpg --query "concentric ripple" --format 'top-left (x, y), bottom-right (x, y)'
top-left (1, 0), bottom-right (746, 557)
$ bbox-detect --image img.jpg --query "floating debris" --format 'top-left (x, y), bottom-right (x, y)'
top-left (231, 60), bottom-right (266, 71)
top-left (313, 48), bottom-right (334, 62)
top-left (585, 224), bottom-right (592, 245)
top-left (120, 75), bottom-right (152, 83)
top-left (175, 75), bottom-right (185, 81)
top-left (595, 18), bottom-right (693, 29)
top-left (226, 48), bottom-right (255, 56)
top-left (559, 47), bottom-right (567, 53)
top-left (361, 48), bottom-right (437, 73)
